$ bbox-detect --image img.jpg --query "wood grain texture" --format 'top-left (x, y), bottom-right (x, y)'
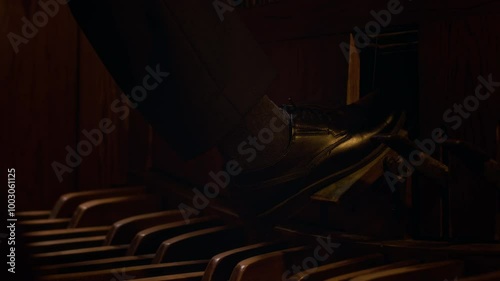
top-left (418, 14), bottom-right (500, 240)
top-left (2, 0), bottom-right (152, 210)
top-left (1, 0), bottom-right (78, 210)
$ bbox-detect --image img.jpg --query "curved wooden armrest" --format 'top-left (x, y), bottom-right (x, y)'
top-left (19, 218), bottom-right (71, 232)
top-left (17, 210), bottom-right (51, 220)
top-left (132, 272), bottom-right (204, 281)
top-left (69, 195), bottom-right (163, 228)
top-left (289, 254), bottom-right (384, 281)
top-left (325, 260), bottom-right (419, 281)
top-left (35, 254), bottom-right (155, 276)
top-left (27, 235), bottom-right (106, 254)
top-left (349, 260), bottom-right (463, 281)
top-left (23, 226), bottom-right (110, 243)
top-left (357, 240), bottom-right (450, 262)
top-left (203, 242), bottom-right (293, 281)
top-left (50, 186), bottom-right (146, 218)
top-left (31, 245), bottom-right (130, 266)
top-left (228, 246), bottom-right (316, 281)
top-left (153, 226), bottom-right (247, 263)
top-left (105, 210), bottom-right (187, 246)
top-left (128, 217), bottom-right (222, 256)
top-left (40, 260), bottom-right (208, 281)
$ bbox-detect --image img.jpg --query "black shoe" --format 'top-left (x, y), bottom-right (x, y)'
top-left (227, 93), bottom-right (406, 221)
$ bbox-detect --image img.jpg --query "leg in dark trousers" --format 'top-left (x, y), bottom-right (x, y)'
top-left (68, 0), bottom-right (278, 158)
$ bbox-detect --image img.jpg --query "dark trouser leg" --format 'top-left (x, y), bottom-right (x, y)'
top-left (69, 0), bottom-right (276, 158)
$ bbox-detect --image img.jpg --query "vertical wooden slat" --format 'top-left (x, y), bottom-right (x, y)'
top-left (497, 122), bottom-right (500, 240)
top-left (496, 122), bottom-right (500, 162)
top-left (346, 34), bottom-right (360, 105)
top-left (1, 0), bottom-right (79, 210)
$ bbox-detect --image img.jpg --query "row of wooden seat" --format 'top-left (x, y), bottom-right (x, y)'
top-left (18, 186), bottom-right (147, 219)
top-left (19, 187), bottom-right (500, 281)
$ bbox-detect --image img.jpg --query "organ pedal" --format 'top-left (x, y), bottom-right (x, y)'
top-left (18, 186), bottom-right (147, 220)
top-left (19, 176), bottom-right (500, 281)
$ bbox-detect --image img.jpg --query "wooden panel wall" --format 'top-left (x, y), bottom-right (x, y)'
top-left (2, 1), bottom-right (151, 210)
top-left (419, 13), bottom-right (500, 240)
top-left (1, 0), bottom-right (79, 210)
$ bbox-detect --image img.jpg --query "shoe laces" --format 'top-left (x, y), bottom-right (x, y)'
top-left (283, 98), bottom-right (334, 123)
